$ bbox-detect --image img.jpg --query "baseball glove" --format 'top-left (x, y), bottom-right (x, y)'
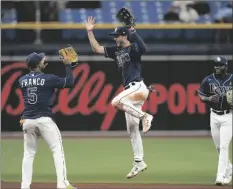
top-left (226, 90), bottom-right (233, 107)
top-left (19, 117), bottom-right (24, 126)
top-left (116, 7), bottom-right (136, 28)
top-left (59, 45), bottom-right (79, 67)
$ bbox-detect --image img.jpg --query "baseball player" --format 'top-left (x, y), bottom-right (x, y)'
top-left (85, 16), bottom-right (154, 179)
top-left (18, 51), bottom-right (77, 189)
top-left (198, 56), bottom-right (232, 185)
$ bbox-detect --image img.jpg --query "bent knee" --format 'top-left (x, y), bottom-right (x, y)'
top-left (111, 97), bottom-right (124, 108)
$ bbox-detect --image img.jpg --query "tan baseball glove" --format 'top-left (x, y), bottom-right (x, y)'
top-left (226, 90), bottom-right (233, 107)
top-left (19, 117), bottom-right (24, 126)
top-left (59, 45), bottom-right (79, 67)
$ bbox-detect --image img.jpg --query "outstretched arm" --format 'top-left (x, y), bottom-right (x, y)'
top-left (86, 16), bottom-right (104, 54)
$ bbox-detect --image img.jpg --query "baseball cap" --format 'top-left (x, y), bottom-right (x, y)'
top-left (109, 27), bottom-right (129, 36)
top-left (214, 56), bottom-right (228, 66)
top-left (26, 52), bottom-right (45, 68)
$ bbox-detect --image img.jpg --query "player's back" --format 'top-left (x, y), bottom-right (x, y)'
top-left (19, 72), bottom-right (58, 119)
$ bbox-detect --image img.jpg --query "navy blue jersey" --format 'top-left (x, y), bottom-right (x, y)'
top-left (104, 31), bottom-right (146, 86)
top-left (18, 65), bottom-right (74, 119)
top-left (198, 73), bottom-right (233, 110)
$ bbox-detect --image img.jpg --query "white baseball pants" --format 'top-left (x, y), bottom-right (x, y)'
top-left (112, 80), bottom-right (149, 161)
top-left (210, 109), bottom-right (232, 179)
top-left (21, 117), bottom-right (70, 189)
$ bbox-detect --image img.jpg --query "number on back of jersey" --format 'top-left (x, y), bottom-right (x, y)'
top-left (27, 87), bottom-right (38, 104)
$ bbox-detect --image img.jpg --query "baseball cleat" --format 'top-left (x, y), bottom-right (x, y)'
top-left (215, 177), bottom-right (225, 186)
top-left (126, 161), bottom-right (147, 179)
top-left (66, 185), bottom-right (77, 189)
top-left (58, 185), bottom-right (77, 189)
top-left (142, 113), bottom-right (153, 133)
top-left (224, 169), bottom-right (232, 184)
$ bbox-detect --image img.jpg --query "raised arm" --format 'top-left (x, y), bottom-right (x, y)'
top-left (48, 57), bottom-right (74, 89)
top-left (128, 26), bottom-right (147, 54)
top-left (63, 64), bottom-right (74, 88)
top-left (85, 16), bottom-right (104, 54)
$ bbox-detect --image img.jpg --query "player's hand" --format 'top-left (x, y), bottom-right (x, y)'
top-left (62, 56), bottom-right (72, 65)
top-left (85, 16), bottom-right (96, 31)
top-left (128, 26), bottom-right (135, 31)
top-left (208, 95), bottom-right (219, 103)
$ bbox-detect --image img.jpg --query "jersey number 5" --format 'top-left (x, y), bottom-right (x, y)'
top-left (27, 87), bottom-right (38, 104)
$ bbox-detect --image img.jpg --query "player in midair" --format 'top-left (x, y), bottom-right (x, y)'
top-left (85, 16), bottom-right (154, 179)
top-left (198, 56), bottom-right (232, 185)
top-left (18, 52), bottom-right (77, 189)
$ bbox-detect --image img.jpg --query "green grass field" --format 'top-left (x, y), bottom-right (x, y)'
top-left (1, 138), bottom-right (232, 184)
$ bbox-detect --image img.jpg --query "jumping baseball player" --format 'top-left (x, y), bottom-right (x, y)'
top-left (85, 11), bottom-right (154, 179)
top-left (18, 49), bottom-right (78, 189)
top-left (198, 56), bottom-right (232, 185)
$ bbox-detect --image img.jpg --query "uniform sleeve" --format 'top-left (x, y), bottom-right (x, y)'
top-left (47, 65), bottom-right (74, 89)
top-left (129, 31), bottom-right (147, 54)
top-left (47, 74), bottom-right (66, 89)
top-left (104, 46), bottom-right (117, 60)
top-left (198, 77), bottom-right (209, 96)
top-left (17, 77), bottom-right (22, 89)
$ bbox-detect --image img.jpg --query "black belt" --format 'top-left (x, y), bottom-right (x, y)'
top-left (212, 109), bottom-right (230, 115)
top-left (124, 79), bottom-right (142, 90)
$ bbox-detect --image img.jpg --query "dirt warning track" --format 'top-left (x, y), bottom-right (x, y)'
top-left (2, 182), bottom-right (232, 189)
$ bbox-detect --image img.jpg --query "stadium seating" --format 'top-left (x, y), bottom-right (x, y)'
top-left (2, 1), bottom-right (231, 41)
top-left (57, 1), bottom-right (230, 41)
top-left (59, 1), bottom-right (230, 24)
top-left (2, 8), bottom-right (17, 40)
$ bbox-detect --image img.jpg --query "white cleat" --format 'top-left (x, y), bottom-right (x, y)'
top-left (126, 161), bottom-right (147, 179)
top-left (224, 169), bottom-right (232, 185)
top-left (142, 113), bottom-right (153, 133)
top-left (215, 176), bottom-right (225, 186)
top-left (57, 184), bottom-right (77, 189)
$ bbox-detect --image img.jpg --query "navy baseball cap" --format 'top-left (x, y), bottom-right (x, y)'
top-left (26, 52), bottom-right (45, 68)
top-left (109, 27), bottom-right (129, 36)
top-left (214, 56), bottom-right (228, 66)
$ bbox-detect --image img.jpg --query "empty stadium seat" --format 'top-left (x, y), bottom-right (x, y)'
top-left (2, 8), bottom-right (17, 40)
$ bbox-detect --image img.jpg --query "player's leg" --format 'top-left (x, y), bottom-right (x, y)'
top-left (21, 120), bottom-right (39, 189)
top-left (217, 113), bottom-right (232, 185)
top-left (223, 113), bottom-right (233, 185)
top-left (210, 112), bottom-right (232, 185)
top-left (37, 117), bottom-right (76, 189)
top-left (125, 102), bottom-right (147, 179)
top-left (112, 84), bottom-right (147, 118)
top-left (111, 81), bottom-right (153, 132)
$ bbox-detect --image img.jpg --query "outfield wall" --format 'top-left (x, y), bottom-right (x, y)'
top-left (2, 56), bottom-right (232, 132)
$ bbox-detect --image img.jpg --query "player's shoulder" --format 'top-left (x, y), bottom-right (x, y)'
top-left (131, 42), bottom-right (138, 49)
top-left (43, 73), bottom-right (57, 80)
top-left (105, 45), bottom-right (117, 50)
top-left (226, 73), bottom-right (233, 81)
top-left (130, 42), bottom-right (141, 54)
top-left (201, 74), bottom-right (213, 83)
top-left (18, 74), bottom-right (28, 82)
top-left (227, 73), bottom-right (233, 78)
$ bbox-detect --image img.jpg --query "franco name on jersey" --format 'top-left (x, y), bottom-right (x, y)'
top-left (21, 77), bottom-right (45, 88)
